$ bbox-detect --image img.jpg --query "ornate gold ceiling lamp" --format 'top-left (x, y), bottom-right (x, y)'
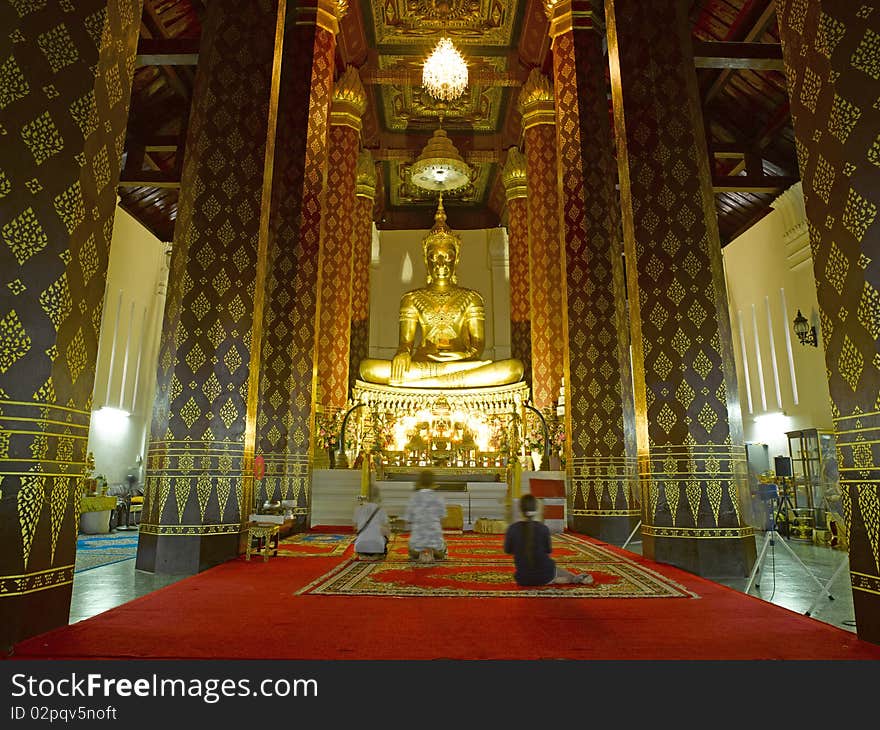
top-left (410, 126), bottom-right (471, 192)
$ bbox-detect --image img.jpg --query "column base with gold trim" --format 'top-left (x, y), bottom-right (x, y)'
top-left (642, 525), bottom-right (756, 578)
top-left (569, 512), bottom-right (641, 545)
top-left (0, 566), bottom-right (74, 652)
top-left (135, 524), bottom-right (245, 575)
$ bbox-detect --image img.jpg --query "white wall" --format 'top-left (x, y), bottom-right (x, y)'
top-left (369, 227), bottom-right (512, 360)
top-left (86, 203), bottom-right (170, 487)
top-left (722, 182), bottom-right (831, 463)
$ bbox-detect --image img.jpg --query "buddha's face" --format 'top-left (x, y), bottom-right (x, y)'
top-left (426, 243), bottom-right (457, 284)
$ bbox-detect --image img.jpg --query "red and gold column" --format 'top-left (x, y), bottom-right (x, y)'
top-left (546, 0), bottom-right (638, 542)
top-left (251, 0), bottom-right (343, 512)
top-left (316, 66), bottom-right (366, 412)
top-left (0, 0), bottom-right (142, 648)
top-left (501, 147), bottom-right (532, 385)
top-left (605, 0), bottom-right (755, 576)
top-left (776, 0), bottom-right (880, 643)
top-left (519, 70), bottom-right (566, 411)
top-left (139, 0), bottom-right (284, 574)
top-left (349, 149), bottom-right (377, 397)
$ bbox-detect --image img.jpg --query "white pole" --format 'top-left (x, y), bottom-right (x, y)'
top-left (119, 300), bottom-right (135, 409)
top-left (104, 290), bottom-right (123, 407)
top-left (737, 310), bottom-right (753, 414)
top-left (751, 303), bottom-right (767, 412)
top-left (779, 287), bottom-right (799, 405)
top-left (130, 305), bottom-right (148, 414)
top-left (765, 295), bottom-right (782, 409)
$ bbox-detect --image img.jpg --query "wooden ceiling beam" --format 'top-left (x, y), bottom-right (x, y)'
top-left (360, 67), bottom-right (523, 87)
top-left (693, 41), bottom-right (783, 70)
top-left (118, 170), bottom-right (181, 188)
top-left (135, 38), bottom-right (200, 67)
top-left (712, 174), bottom-right (797, 193)
top-left (372, 148), bottom-right (501, 164)
top-left (704, 1), bottom-right (777, 103)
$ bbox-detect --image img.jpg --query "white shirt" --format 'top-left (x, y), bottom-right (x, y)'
top-left (353, 502), bottom-right (390, 554)
top-left (404, 489), bottom-right (447, 551)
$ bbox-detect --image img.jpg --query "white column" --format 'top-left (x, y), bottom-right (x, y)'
top-left (487, 227), bottom-right (511, 361)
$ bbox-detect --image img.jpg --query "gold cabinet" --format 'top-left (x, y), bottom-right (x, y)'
top-left (785, 429), bottom-right (840, 519)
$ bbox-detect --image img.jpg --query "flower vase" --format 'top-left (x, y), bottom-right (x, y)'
top-left (549, 454), bottom-right (561, 471)
top-left (328, 448), bottom-right (336, 469)
top-left (531, 451), bottom-right (542, 471)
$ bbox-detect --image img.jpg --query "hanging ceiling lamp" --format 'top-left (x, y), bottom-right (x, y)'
top-left (422, 37), bottom-right (468, 102)
top-left (410, 127), bottom-right (471, 192)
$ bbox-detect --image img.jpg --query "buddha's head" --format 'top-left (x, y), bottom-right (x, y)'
top-left (422, 197), bottom-right (461, 284)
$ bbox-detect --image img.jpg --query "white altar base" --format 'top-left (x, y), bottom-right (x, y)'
top-left (309, 468), bottom-right (566, 530)
top-left (309, 469), bottom-right (362, 528)
top-left (374, 480), bottom-right (508, 529)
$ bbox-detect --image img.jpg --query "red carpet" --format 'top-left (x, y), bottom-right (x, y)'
top-left (10, 535), bottom-right (880, 660)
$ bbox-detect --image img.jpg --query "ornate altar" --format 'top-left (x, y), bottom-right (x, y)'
top-left (350, 379), bottom-right (529, 469)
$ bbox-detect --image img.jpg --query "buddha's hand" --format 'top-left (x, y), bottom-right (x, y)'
top-left (427, 351), bottom-right (469, 362)
top-left (390, 352), bottom-right (412, 383)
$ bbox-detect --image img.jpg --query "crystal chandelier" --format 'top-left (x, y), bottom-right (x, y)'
top-left (422, 37), bottom-right (468, 102)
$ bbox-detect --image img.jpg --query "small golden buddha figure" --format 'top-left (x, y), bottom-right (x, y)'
top-left (359, 199), bottom-right (524, 388)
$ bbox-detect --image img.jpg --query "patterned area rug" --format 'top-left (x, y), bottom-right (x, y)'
top-left (296, 559), bottom-right (698, 598)
top-left (75, 532), bottom-right (139, 573)
top-left (278, 533), bottom-right (353, 557)
top-left (384, 532), bottom-right (610, 562)
top-left (298, 532), bottom-right (699, 599)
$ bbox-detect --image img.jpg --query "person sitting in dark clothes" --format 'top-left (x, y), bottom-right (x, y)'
top-left (504, 493), bottom-right (593, 586)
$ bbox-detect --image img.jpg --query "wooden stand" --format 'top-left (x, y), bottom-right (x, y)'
top-left (246, 522), bottom-right (280, 562)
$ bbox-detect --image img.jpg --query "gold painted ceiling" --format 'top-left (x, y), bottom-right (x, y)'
top-left (121, 0), bottom-right (800, 241)
top-left (369, 0), bottom-right (516, 47)
top-left (362, 0), bottom-right (528, 220)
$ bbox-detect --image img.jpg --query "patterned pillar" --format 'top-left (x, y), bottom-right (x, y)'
top-left (138, 0), bottom-right (282, 573)
top-left (776, 0), bottom-right (880, 643)
top-left (316, 66), bottom-right (366, 411)
top-left (349, 149), bottom-right (376, 396)
top-left (252, 0), bottom-right (342, 511)
top-left (546, 0), bottom-right (638, 542)
top-left (519, 70), bottom-right (566, 410)
top-left (0, 0), bottom-right (141, 649)
top-left (501, 147), bottom-right (532, 385)
top-left (605, 0), bottom-right (755, 576)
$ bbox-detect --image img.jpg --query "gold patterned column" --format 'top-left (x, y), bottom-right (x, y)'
top-left (138, 0), bottom-right (282, 573)
top-left (0, 0), bottom-right (141, 649)
top-left (546, 0), bottom-right (638, 542)
top-left (252, 0), bottom-right (343, 511)
top-left (349, 149), bottom-right (376, 396)
top-left (606, 0), bottom-right (755, 576)
top-left (519, 70), bottom-right (565, 411)
top-left (501, 147), bottom-right (532, 385)
top-left (316, 66), bottom-right (366, 411)
top-left (777, 0), bottom-right (880, 643)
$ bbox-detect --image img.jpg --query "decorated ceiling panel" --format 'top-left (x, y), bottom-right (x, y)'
top-left (378, 55), bottom-right (507, 132)
top-left (368, 0), bottom-right (515, 48)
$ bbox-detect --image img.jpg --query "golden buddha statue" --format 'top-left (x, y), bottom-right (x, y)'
top-left (359, 199), bottom-right (524, 389)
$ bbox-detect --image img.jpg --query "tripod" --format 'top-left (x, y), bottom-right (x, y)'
top-left (745, 493), bottom-right (833, 608)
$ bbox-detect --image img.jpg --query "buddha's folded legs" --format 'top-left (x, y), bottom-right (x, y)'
top-left (359, 358), bottom-right (523, 388)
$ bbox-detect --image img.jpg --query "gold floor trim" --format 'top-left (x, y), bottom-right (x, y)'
top-left (569, 509), bottom-right (641, 517)
top-left (0, 564), bottom-right (74, 597)
top-left (642, 525), bottom-right (754, 539)
top-left (138, 523), bottom-right (247, 536)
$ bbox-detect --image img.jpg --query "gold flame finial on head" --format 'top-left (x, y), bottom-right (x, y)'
top-left (422, 194), bottom-right (462, 282)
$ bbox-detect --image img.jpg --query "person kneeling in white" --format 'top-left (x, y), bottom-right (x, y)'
top-left (353, 495), bottom-right (390, 560)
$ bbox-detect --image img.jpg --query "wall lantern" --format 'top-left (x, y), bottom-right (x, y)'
top-left (792, 309), bottom-right (818, 347)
